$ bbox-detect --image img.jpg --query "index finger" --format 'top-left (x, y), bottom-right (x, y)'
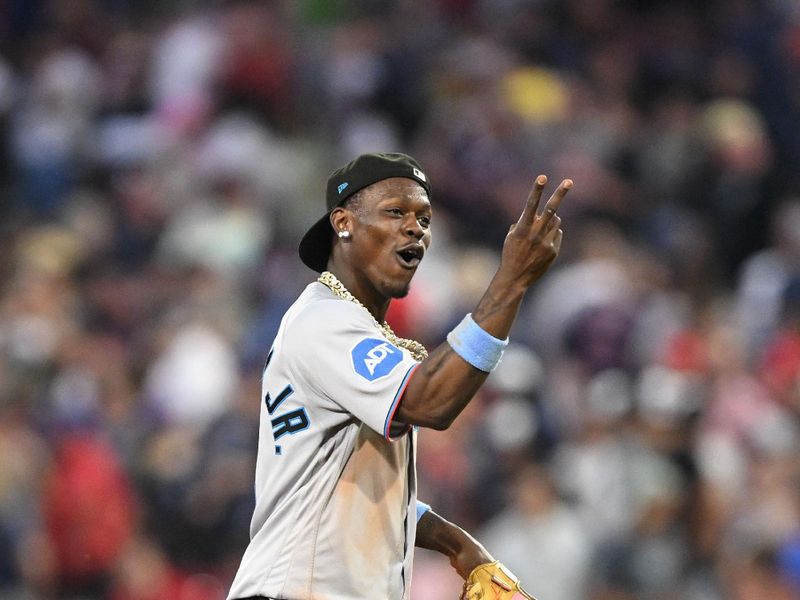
top-left (518, 175), bottom-right (548, 227)
top-left (539, 179), bottom-right (572, 222)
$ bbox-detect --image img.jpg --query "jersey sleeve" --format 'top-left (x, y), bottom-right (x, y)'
top-left (285, 299), bottom-right (420, 439)
top-left (416, 500), bottom-right (431, 522)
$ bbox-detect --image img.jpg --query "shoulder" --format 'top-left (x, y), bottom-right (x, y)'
top-left (285, 282), bottom-right (375, 339)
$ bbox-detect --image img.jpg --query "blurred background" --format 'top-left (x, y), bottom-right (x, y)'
top-left (0, 0), bottom-right (799, 598)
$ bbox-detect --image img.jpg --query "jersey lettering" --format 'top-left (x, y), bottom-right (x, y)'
top-left (265, 383), bottom-right (293, 415)
top-left (272, 408), bottom-right (310, 440)
top-left (352, 338), bottom-right (403, 381)
top-left (264, 376), bottom-right (308, 453)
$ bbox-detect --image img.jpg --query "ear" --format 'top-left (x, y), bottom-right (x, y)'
top-left (330, 207), bottom-right (351, 236)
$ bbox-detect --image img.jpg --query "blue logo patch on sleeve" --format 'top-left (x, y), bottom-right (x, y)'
top-left (352, 338), bottom-right (403, 381)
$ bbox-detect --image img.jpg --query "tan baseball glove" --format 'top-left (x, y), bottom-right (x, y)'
top-left (460, 560), bottom-right (537, 600)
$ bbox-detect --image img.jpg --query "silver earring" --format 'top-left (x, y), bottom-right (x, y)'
top-left (338, 230), bottom-right (350, 239)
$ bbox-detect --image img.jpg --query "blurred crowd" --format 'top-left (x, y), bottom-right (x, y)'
top-left (1, 0), bottom-right (800, 598)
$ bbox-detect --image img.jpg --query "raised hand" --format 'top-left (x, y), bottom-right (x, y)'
top-left (499, 175), bottom-right (571, 289)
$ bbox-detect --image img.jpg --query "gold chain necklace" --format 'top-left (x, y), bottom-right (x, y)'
top-left (318, 271), bottom-right (428, 362)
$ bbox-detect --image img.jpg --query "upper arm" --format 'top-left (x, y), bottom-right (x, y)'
top-left (394, 342), bottom-right (490, 430)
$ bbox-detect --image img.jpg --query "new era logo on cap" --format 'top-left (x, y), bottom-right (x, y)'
top-left (337, 182), bottom-right (349, 194)
top-left (412, 167), bottom-right (426, 182)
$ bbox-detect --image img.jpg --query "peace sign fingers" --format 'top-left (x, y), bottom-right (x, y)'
top-left (517, 176), bottom-right (572, 232)
top-left (517, 175), bottom-right (548, 227)
top-left (500, 173), bottom-right (573, 291)
top-left (537, 178), bottom-right (572, 230)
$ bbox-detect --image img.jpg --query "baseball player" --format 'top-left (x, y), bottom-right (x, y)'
top-left (227, 152), bottom-right (570, 600)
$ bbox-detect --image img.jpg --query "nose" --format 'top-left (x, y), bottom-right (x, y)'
top-left (404, 215), bottom-right (424, 240)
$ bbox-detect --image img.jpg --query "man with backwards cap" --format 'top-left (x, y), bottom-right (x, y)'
top-left (227, 152), bottom-right (571, 600)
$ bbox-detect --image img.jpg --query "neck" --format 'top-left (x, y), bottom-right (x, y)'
top-left (325, 265), bottom-right (391, 322)
top-left (318, 269), bottom-right (429, 362)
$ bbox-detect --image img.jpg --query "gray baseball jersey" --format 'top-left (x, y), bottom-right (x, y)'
top-left (228, 282), bottom-right (422, 600)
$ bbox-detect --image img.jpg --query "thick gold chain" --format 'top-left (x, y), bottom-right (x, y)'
top-left (318, 271), bottom-right (428, 362)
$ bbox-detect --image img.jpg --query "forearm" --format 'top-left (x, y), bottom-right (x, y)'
top-left (471, 270), bottom-right (528, 339)
top-left (396, 272), bottom-right (526, 429)
top-left (416, 509), bottom-right (493, 579)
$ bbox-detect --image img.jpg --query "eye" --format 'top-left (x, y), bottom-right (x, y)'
top-left (418, 216), bottom-right (431, 227)
top-left (386, 208), bottom-right (403, 217)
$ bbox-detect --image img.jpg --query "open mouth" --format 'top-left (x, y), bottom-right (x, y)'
top-left (396, 244), bottom-right (424, 268)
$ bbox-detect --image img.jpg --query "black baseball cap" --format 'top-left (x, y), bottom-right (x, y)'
top-left (298, 152), bottom-right (432, 272)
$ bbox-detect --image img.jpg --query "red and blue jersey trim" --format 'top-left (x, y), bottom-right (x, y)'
top-left (383, 363), bottom-right (419, 440)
